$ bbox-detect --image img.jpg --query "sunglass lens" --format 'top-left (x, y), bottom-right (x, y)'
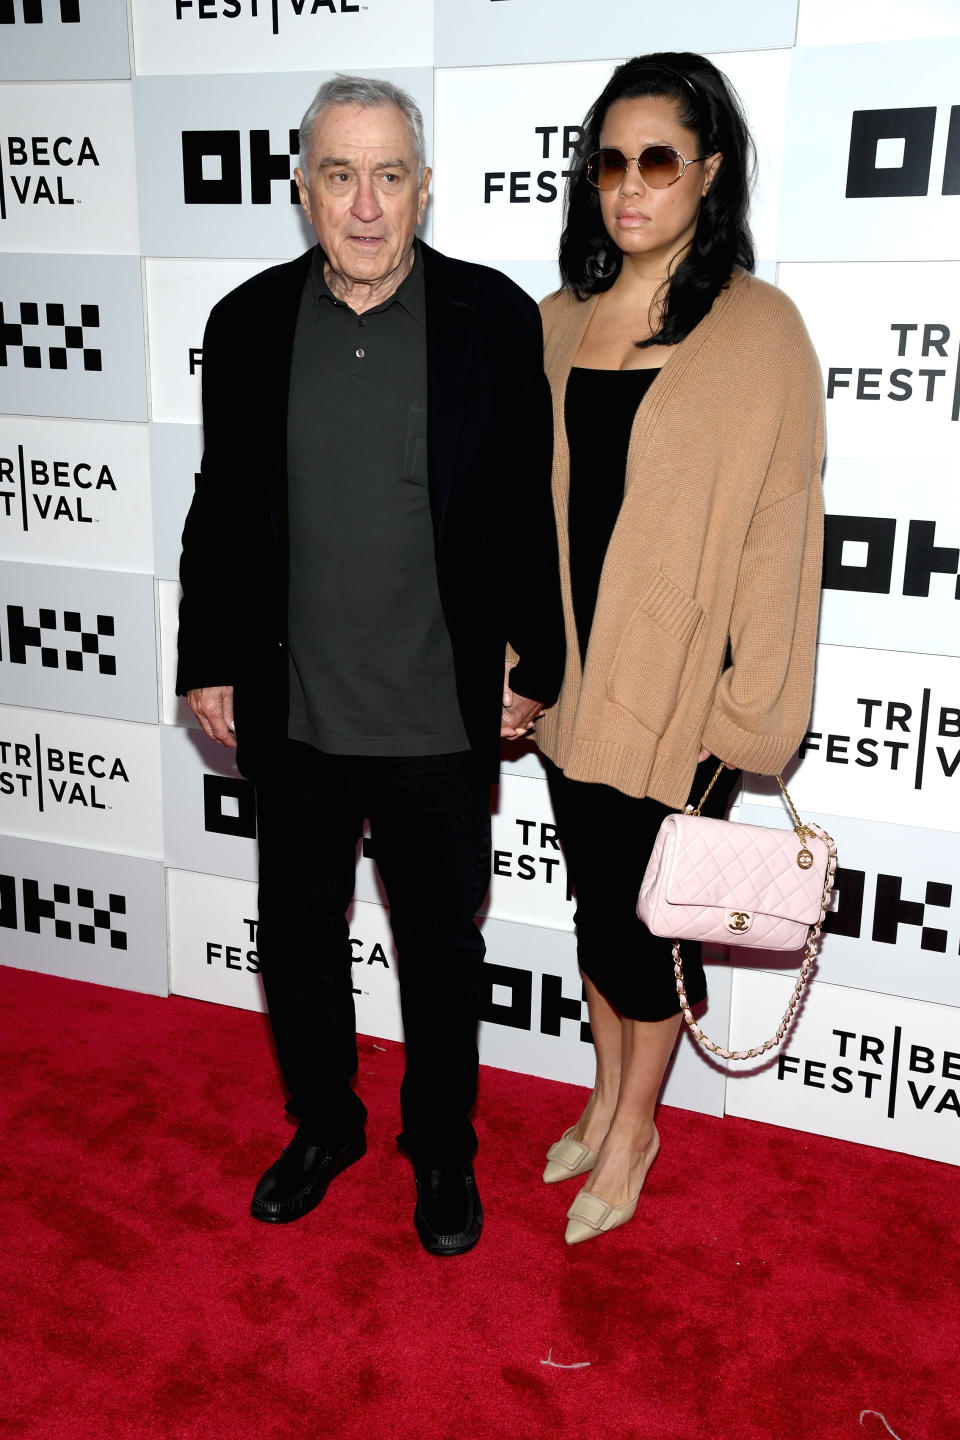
top-left (639, 146), bottom-right (683, 187)
top-left (591, 149), bottom-right (628, 189)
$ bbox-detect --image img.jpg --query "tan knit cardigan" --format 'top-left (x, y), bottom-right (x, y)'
top-left (533, 269), bottom-right (824, 810)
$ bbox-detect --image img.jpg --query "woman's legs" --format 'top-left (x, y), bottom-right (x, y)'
top-left (582, 1011), bottom-right (681, 1205)
top-left (567, 975), bottom-right (623, 1152)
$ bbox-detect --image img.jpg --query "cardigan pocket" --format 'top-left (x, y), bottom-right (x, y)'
top-left (606, 572), bottom-right (704, 736)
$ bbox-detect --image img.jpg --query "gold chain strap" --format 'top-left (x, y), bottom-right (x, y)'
top-left (676, 777), bottom-right (839, 1061)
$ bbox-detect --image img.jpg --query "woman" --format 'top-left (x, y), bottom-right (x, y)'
top-left (534, 52), bottom-right (824, 1245)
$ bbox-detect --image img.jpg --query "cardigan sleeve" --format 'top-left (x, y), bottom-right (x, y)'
top-left (700, 383), bottom-right (824, 775)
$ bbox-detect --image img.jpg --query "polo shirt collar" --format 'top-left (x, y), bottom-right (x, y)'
top-left (309, 238), bottom-right (425, 323)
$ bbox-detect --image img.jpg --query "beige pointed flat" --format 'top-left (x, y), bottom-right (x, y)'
top-left (563, 1128), bottom-right (660, 1245)
top-left (542, 1126), bottom-right (600, 1184)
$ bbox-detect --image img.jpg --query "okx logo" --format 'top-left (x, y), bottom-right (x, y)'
top-left (824, 514), bottom-right (960, 598)
top-left (182, 128), bottom-right (299, 206)
top-left (0, 1), bottom-right (80, 21)
top-left (0, 873), bottom-right (126, 949)
top-left (203, 773), bottom-right (256, 839)
top-left (0, 299), bottom-right (100, 371)
top-left (0, 604), bottom-right (115, 674)
top-left (846, 105), bottom-right (960, 198)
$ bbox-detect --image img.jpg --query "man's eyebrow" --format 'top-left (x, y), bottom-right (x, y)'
top-left (316, 155), bottom-right (411, 171)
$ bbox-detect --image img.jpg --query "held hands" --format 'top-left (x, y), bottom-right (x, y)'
top-left (501, 660), bottom-right (545, 740)
top-left (187, 685), bottom-right (237, 749)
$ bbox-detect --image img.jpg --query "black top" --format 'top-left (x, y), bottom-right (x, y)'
top-left (564, 366), bottom-right (660, 664)
top-left (286, 242), bottom-right (468, 756)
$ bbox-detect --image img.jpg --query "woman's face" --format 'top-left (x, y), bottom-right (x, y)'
top-left (596, 95), bottom-right (721, 273)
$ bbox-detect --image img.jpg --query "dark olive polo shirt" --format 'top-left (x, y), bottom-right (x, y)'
top-left (285, 243), bottom-right (469, 757)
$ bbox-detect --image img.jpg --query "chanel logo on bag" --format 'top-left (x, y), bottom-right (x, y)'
top-left (726, 911), bottom-right (752, 934)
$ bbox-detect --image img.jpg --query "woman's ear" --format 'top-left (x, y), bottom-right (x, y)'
top-left (701, 152), bottom-right (722, 196)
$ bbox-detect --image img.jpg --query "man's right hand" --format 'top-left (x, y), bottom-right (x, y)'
top-left (187, 685), bottom-right (237, 749)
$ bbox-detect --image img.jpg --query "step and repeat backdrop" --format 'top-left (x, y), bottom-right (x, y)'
top-left (2, 0), bottom-right (958, 1165)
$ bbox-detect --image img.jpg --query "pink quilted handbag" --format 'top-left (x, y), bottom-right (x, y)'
top-left (638, 765), bottom-right (837, 1060)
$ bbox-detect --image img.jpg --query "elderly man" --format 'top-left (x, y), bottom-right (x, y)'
top-left (176, 76), bottom-right (563, 1256)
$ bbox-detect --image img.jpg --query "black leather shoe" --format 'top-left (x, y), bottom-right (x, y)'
top-left (413, 1159), bottom-right (483, 1256)
top-left (250, 1127), bottom-right (366, 1224)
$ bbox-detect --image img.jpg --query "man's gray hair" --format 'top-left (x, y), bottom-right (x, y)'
top-left (298, 75), bottom-right (427, 181)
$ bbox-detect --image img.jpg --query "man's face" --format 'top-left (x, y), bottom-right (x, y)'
top-left (295, 102), bottom-right (431, 296)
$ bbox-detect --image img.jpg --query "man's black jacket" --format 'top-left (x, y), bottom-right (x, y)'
top-left (176, 241), bottom-right (565, 782)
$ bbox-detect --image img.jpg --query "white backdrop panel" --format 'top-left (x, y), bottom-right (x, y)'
top-left (779, 38), bottom-right (960, 260)
top-left (151, 424), bottom-right (202, 582)
top-left (434, 0), bottom-right (799, 67)
top-left (778, 261), bottom-right (960, 461)
top-left (0, 832), bottom-right (166, 996)
top-left (726, 972), bottom-right (960, 1165)
top-left (0, 253), bottom-right (147, 421)
top-left (433, 51), bottom-right (789, 271)
top-left (0, 703), bottom-right (163, 858)
top-left (743, 644), bottom-right (960, 832)
top-left (133, 67), bottom-right (434, 259)
top-left (820, 457), bottom-right (960, 658)
top-left (144, 257), bottom-right (282, 425)
top-left (796, 0), bottom-right (960, 45)
top-left (162, 722), bottom-right (258, 881)
top-left (0, 560), bottom-right (159, 722)
top-left (0, 416), bottom-right (153, 572)
top-left (157, 579), bottom-right (195, 730)
top-left (0, 82), bottom-right (139, 253)
top-left (130, 0), bottom-right (434, 77)
top-left (738, 802), bottom-right (960, 1008)
top-left (0, 0), bottom-right (130, 82)
top-left (168, 868), bottom-right (404, 1042)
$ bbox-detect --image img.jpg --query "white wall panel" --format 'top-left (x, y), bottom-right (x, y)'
top-left (0, 0), bottom-right (130, 83)
top-left (778, 261), bottom-right (960, 461)
top-left (797, 0), bottom-right (960, 46)
top-left (130, 0), bottom-right (433, 77)
top-left (133, 68), bottom-right (433, 259)
top-left (0, 703), bottom-right (163, 857)
top-left (0, 83), bottom-right (139, 253)
top-left (779, 39), bottom-right (960, 260)
top-left (0, 253), bottom-right (147, 421)
top-left (738, 803), bottom-right (960, 1008)
top-left (726, 972), bottom-right (960, 1164)
top-left (0, 832), bottom-right (166, 995)
top-left (434, 51), bottom-right (789, 272)
top-left (434, 0), bottom-right (799, 67)
top-left (0, 560), bottom-right (159, 722)
top-left (144, 257), bottom-right (281, 425)
top-left (743, 644), bottom-right (960, 832)
top-left (0, 416), bottom-right (153, 572)
top-left (820, 457), bottom-right (960, 658)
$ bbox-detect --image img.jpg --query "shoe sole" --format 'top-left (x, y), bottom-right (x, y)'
top-left (250, 1134), bottom-right (366, 1224)
top-left (413, 1211), bottom-right (483, 1256)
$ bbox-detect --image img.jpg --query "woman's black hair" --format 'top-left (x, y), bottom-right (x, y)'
top-left (558, 51), bottom-right (756, 346)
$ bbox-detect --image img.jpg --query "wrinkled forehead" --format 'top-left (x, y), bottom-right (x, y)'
top-left (308, 102), bottom-right (418, 167)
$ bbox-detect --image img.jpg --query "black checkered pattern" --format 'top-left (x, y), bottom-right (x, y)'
top-left (21, 881), bottom-right (126, 948)
top-left (0, 300), bottom-right (101, 371)
top-left (6, 605), bottom-right (116, 674)
top-left (76, 888), bottom-right (127, 949)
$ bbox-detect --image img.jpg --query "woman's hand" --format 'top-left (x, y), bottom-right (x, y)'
top-left (699, 745), bottom-right (735, 769)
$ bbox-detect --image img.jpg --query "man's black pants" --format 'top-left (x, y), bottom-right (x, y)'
top-left (255, 742), bottom-right (491, 1161)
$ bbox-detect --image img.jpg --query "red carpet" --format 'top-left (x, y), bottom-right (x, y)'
top-left (1, 965), bottom-right (957, 1440)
